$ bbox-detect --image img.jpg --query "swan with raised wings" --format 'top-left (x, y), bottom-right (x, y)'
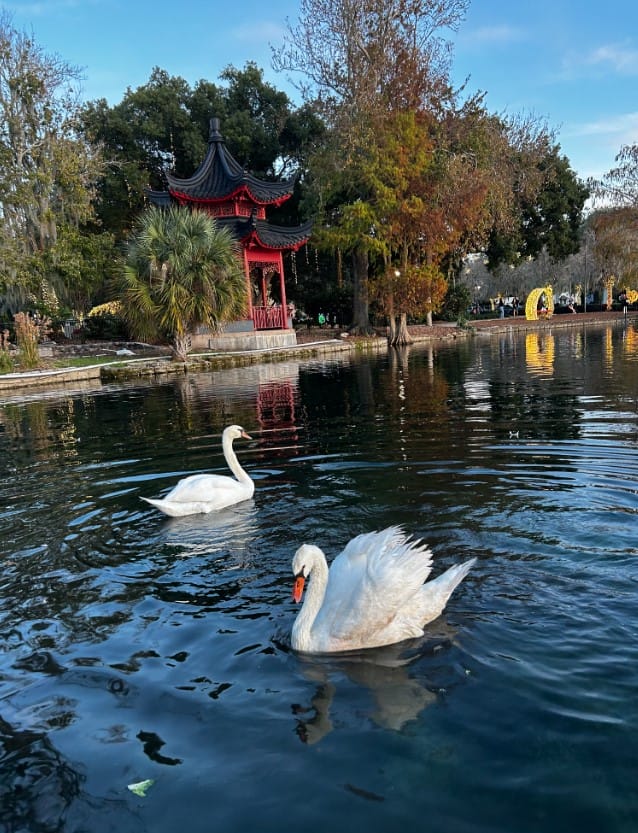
top-left (141, 424), bottom-right (253, 517)
top-left (291, 527), bottom-right (476, 653)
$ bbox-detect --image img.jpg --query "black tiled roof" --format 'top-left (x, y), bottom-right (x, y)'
top-left (164, 117), bottom-right (296, 204)
top-left (217, 214), bottom-right (313, 251)
top-left (146, 189), bottom-right (172, 207)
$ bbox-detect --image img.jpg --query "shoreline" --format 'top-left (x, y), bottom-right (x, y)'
top-left (1, 310), bottom-right (635, 394)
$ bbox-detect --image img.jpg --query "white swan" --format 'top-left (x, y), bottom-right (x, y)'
top-left (291, 526), bottom-right (476, 653)
top-left (141, 425), bottom-right (253, 517)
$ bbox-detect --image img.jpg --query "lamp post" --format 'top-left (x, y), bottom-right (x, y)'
top-left (474, 284), bottom-right (481, 315)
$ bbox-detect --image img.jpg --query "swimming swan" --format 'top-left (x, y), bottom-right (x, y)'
top-left (291, 526), bottom-right (476, 653)
top-left (141, 424), bottom-right (253, 517)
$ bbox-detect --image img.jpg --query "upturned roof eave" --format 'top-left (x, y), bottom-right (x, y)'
top-left (164, 136), bottom-right (297, 204)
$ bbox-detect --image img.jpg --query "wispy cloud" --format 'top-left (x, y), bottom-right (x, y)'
top-left (231, 22), bottom-right (287, 45)
top-left (6, 0), bottom-right (101, 17)
top-left (576, 111), bottom-right (638, 139)
top-left (584, 42), bottom-right (638, 74)
top-left (456, 23), bottom-right (526, 49)
top-left (562, 41), bottom-right (638, 78)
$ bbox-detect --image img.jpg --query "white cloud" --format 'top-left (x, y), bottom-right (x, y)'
top-left (456, 23), bottom-right (525, 49)
top-left (576, 111), bottom-right (638, 138)
top-left (562, 41), bottom-right (638, 78)
top-left (231, 22), bottom-right (286, 45)
top-left (6, 0), bottom-right (95, 13)
top-left (585, 42), bottom-right (638, 74)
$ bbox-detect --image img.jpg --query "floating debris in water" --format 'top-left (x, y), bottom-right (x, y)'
top-left (127, 779), bottom-right (154, 797)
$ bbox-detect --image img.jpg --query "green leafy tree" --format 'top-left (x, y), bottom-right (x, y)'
top-left (0, 12), bottom-right (103, 307)
top-left (485, 143), bottom-right (588, 272)
top-left (121, 206), bottom-right (247, 360)
top-left (80, 68), bottom-right (207, 237)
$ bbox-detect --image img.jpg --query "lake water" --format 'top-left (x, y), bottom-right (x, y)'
top-left (1, 321), bottom-right (637, 833)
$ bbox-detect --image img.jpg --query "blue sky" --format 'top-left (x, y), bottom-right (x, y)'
top-left (4, 0), bottom-right (637, 183)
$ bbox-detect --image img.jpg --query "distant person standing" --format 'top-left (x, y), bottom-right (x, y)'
top-left (498, 298), bottom-right (505, 319)
top-left (619, 291), bottom-right (628, 315)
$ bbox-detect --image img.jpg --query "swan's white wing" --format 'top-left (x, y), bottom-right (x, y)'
top-left (316, 527), bottom-right (434, 645)
top-left (163, 473), bottom-right (251, 504)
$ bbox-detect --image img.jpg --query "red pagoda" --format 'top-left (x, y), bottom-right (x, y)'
top-left (147, 117), bottom-right (312, 343)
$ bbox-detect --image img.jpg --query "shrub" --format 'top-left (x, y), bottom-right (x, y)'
top-left (13, 312), bottom-right (40, 369)
top-left (0, 346), bottom-right (13, 373)
top-left (83, 312), bottom-right (129, 340)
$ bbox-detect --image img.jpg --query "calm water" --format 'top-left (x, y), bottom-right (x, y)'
top-left (1, 322), bottom-right (637, 833)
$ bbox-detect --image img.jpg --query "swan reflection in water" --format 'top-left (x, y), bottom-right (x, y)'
top-left (291, 624), bottom-right (462, 744)
top-left (160, 500), bottom-right (259, 560)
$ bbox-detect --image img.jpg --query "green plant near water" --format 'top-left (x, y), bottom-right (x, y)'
top-left (13, 313), bottom-right (40, 369)
top-left (0, 327), bottom-right (12, 372)
top-left (0, 347), bottom-right (13, 372)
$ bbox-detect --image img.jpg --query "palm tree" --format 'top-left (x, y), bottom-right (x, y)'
top-left (121, 205), bottom-right (247, 360)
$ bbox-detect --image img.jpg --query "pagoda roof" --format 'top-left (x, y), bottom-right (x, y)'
top-left (164, 117), bottom-right (296, 206)
top-left (217, 212), bottom-right (313, 252)
top-left (146, 189), bottom-right (172, 208)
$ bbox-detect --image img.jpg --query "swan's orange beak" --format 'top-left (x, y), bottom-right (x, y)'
top-left (241, 430), bottom-right (252, 440)
top-left (292, 575), bottom-right (305, 603)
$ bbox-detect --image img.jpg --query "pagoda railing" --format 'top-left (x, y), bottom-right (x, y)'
top-left (252, 305), bottom-right (287, 330)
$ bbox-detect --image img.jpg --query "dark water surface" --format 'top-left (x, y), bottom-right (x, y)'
top-left (1, 322), bottom-right (637, 833)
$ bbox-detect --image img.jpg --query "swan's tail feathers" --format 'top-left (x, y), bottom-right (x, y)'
top-left (140, 496), bottom-right (181, 517)
top-left (141, 497), bottom-right (160, 507)
top-left (421, 557), bottom-right (476, 620)
top-left (141, 496), bottom-right (167, 510)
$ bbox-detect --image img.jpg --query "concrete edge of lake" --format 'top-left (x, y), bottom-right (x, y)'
top-left (1, 311), bottom-right (635, 393)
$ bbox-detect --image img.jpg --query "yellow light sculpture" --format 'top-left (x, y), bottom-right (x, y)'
top-left (604, 276), bottom-right (615, 309)
top-left (525, 286), bottom-right (554, 320)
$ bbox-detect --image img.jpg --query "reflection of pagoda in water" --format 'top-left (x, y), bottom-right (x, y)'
top-left (257, 379), bottom-right (297, 433)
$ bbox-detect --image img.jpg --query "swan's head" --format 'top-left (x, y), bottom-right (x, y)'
top-left (291, 544), bottom-right (324, 603)
top-left (224, 424), bottom-right (252, 441)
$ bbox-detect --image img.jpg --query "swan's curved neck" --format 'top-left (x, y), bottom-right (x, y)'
top-left (223, 434), bottom-right (250, 483)
top-left (292, 551), bottom-right (329, 651)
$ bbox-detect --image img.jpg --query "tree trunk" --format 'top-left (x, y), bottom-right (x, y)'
top-left (387, 314), bottom-right (397, 343)
top-left (389, 312), bottom-right (413, 345)
top-left (172, 333), bottom-right (191, 362)
top-left (351, 246), bottom-right (371, 333)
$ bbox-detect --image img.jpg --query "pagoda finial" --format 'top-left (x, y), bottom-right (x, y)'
top-left (208, 117), bottom-right (222, 143)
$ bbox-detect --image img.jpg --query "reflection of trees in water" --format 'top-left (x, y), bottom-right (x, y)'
top-left (0, 710), bottom-right (144, 832)
top-left (0, 398), bottom-right (82, 464)
top-left (0, 714), bottom-right (83, 832)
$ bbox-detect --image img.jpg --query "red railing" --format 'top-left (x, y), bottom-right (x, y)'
top-left (252, 305), bottom-right (286, 330)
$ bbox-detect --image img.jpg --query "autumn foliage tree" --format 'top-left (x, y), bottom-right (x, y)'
top-left (276, 0), bottom-right (567, 337)
top-left (275, 0), bottom-right (470, 333)
top-left (590, 208), bottom-right (638, 291)
top-left (588, 144), bottom-right (638, 291)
